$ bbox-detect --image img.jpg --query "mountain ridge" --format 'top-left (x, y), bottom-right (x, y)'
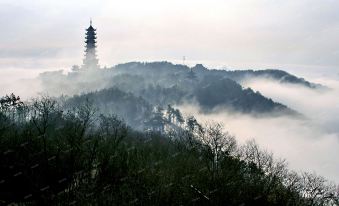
top-left (36, 61), bottom-right (309, 129)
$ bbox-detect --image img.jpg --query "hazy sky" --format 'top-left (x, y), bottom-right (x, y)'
top-left (1, 0), bottom-right (339, 76)
top-left (1, 0), bottom-right (339, 182)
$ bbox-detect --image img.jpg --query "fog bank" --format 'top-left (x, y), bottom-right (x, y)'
top-left (0, 68), bottom-right (44, 100)
top-left (179, 77), bottom-right (339, 183)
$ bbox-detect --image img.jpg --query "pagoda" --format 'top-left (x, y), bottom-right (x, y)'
top-left (82, 20), bottom-right (99, 69)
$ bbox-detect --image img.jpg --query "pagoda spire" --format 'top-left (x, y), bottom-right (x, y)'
top-left (82, 20), bottom-right (99, 69)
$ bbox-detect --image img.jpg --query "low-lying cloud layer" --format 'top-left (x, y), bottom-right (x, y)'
top-left (1, 65), bottom-right (338, 183)
top-left (0, 68), bottom-right (46, 99)
top-left (179, 76), bottom-right (339, 183)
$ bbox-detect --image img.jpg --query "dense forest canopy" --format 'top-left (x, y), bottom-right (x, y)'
top-left (1, 62), bottom-right (338, 205)
top-left (0, 94), bottom-right (338, 205)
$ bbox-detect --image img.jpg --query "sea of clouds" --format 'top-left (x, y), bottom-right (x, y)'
top-left (1, 67), bottom-right (338, 183)
top-left (179, 75), bottom-right (339, 183)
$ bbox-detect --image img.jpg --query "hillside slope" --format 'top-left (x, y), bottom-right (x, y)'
top-left (39, 61), bottom-right (304, 125)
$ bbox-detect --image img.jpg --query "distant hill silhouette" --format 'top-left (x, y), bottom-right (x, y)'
top-left (112, 62), bottom-right (322, 89)
top-left (38, 61), bottom-right (310, 129)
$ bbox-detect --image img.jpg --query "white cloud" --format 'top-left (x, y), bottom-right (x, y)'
top-left (1, 0), bottom-right (339, 182)
top-left (178, 76), bottom-right (339, 183)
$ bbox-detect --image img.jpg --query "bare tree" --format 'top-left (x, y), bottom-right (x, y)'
top-left (98, 114), bottom-right (127, 148)
top-left (239, 140), bottom-right (291, 198)
top-left (199, 122), bottom-right (237, 178)
top-left (299, 172), bottom-right (337, 206)
top-left (30, 96), bottom-right (58, 136)
top-left (30, 96), bottom-right (60, 165)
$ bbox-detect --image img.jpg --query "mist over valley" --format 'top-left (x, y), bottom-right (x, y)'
top-left (1, 1), bottom-right (339, 204)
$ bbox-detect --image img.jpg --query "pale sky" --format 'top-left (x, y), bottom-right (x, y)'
top-left (1, 0), bottom-right (339, 76)
top-left (2, 0), bottom-right (339, 182)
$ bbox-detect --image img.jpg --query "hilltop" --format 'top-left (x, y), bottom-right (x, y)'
top-left (39, 62), bottom-right (314, 127)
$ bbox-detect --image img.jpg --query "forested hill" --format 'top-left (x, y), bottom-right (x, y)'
top-left (1, 94), bottom-right (337, 205)
top-left (112, 62), bottom-right (321, 88)
top-left (208, 68), bottom-right (321, 88)
top-left (1, 64), bottom-right (336, 205)
top-left (39, 61), bottom-right (307, 121)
